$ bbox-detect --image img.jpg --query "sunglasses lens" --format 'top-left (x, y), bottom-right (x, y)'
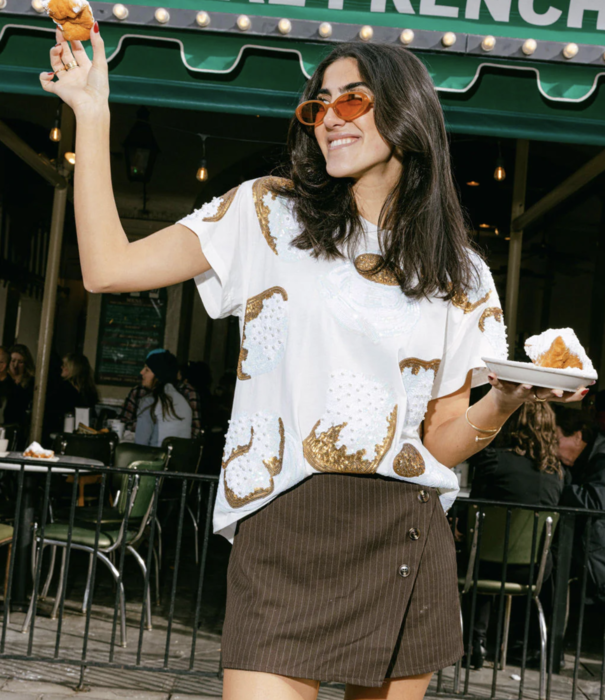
top-left (335, 94), bottom-right (367, 120)
top-left (298, 102), bottom-right (326, 125)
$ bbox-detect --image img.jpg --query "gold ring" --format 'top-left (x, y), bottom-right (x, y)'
top-left (533, 393), bottom-right (547, 403)
top-left (64, 60), bottom-right (78, 70)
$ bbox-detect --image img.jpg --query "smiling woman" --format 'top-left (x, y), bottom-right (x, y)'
top-left (41, 27), bottom-right (590, 700)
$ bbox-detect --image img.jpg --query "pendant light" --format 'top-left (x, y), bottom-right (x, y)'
top-left (196, 136), bottom-right (208, 182)
top-left (493, 141), bottom-right (506, 182)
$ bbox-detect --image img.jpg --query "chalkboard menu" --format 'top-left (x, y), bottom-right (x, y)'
top-left (95, 289), bottom-right (167, 385)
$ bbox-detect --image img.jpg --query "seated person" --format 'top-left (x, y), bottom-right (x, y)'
top-left (467, 401), bottom-right (563, 668)
top-left (56, 353), bottom-right (98, 426)
top-left (134, 350), bottom-right (192, 447)
top-left (121, 351), bottom-right (201, 438)
top-left (558, 406), bottom-right (605, 605)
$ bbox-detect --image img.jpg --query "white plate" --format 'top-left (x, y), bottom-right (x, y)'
top-left (482, 357), bottom-right (597, 392)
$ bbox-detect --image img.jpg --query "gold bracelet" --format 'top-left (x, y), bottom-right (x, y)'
top-left (465, 406), bottom-right (501, 434)
top-left (474, 431), bottom-right (501, 443)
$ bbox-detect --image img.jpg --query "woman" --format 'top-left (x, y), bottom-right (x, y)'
top-left (134, 349), bottom-right (192, 447)
top-left (8, 344), bottom-right (35, 438)
top-left (41, 32), bottom-right (588, 700)
top-left (58, 352), bottom-right (99, 416)
top-left (468, 402), bottom-right (563, 668)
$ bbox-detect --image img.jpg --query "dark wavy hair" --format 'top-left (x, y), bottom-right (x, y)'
top-left (506, 402), bottom-right (562, 478)
top-left (274, 43), bottom-right (477, 299)
top-left (63, 353), bottom-right (98, 406)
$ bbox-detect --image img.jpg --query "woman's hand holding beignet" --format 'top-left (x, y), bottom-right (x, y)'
top-left (39, 25), bottom-right (108, 118)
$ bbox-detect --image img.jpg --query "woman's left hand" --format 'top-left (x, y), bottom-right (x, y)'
top-left (486, 373), bottom-right (591, 412)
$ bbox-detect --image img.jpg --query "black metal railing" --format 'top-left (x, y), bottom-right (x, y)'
top-left (0, 469), bottom-right (603, 699)
top-left (0, 461), bottom-right (219, 688)
top-left (431, 497), bottom-right (605, 700)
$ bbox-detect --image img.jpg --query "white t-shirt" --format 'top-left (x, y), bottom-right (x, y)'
top-left (178, 177), bottom-right (508, 542)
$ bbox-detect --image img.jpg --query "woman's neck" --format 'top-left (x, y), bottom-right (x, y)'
top-left (353, 159), bottom-right (402, 226)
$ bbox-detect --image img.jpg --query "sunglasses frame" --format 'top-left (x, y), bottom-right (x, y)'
top-left (295, 91), bottom-right (374, 127)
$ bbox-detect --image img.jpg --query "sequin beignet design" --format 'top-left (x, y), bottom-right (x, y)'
top-left (399, 358), bottom-right (441, 428)
top-left (478, 307), bottom-right (508, 357)
top-left (181, 186), bottom-right (240, 225)
top-left (303, 370), bottom-right (398, 474)
top-left (393, 443), bottom-right (425, 478)
top-left (237, 287), bottom-right (289, 381)
top-left (222, 413), bottom-right (285, 508)
top-left (252, 177), bottom-right (305, 262)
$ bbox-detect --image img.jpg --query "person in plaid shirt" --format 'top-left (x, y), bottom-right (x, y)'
top-left (120, 351), bottom-right (202, 438)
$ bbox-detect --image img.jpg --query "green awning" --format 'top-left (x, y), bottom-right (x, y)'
top-left (1, 0), bottom-right (604, 143)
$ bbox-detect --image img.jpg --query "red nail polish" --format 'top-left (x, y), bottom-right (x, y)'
top-left (581, 389), bottom-right (589, 396)
top-left (48, 72), bottom-right (55, 76)
top-left (94, 21), bottom-right (99, 33)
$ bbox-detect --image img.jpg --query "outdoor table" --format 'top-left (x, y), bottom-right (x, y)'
top-left (0, 453), bottom-right (104, 609)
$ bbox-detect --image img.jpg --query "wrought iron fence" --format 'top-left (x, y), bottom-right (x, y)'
top-left (0, 465), bottom-right (603, 700)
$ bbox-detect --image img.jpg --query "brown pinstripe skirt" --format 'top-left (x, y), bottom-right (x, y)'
top-left (221, 474), bottom-right (464, 687)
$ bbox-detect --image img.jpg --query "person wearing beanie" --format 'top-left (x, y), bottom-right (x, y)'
top-left (135, 349), bottom-right (192, 447)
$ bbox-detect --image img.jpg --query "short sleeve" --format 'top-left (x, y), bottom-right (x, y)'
top-left (177, 183), bottom-right (249, 319)
top-left (432, 255), bottom-right (508, 399)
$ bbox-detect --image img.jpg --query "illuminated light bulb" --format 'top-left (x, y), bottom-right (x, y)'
top-left (399, 28), bottom-right (414, 45)
top-left (196, 161), bottom-right (208, 181)
top-left (49, 126), bottom-right (61, 142)
top-left (466, 181), bottom-right (480, 187)
top-left (196, 11), bottom-right (210, 26)
top-left (479, 223), bottom-right (490, 228)
top-left (237, 14), bottom-right (251, 31)
top-left (494, 164), bottom-right (506, 181)
top-left (64, 152), bottom-right (76, 166)
top-left (442, 32), bottom-right (456, 47)
top-left (112, 3), bottom-right (128, 19)
top-left (495, 228), bottom-right (499, 235)
top-left (359, 25), bottom-right (373, 42)
top-left (563, 42), bottom-right (578, 59)
top-left (0, 0), bottom-right (7, 10)
top-left (318, 22), bottom-right (332, 38)
top-left (31, 0), bottom-right (45, 13)
top-left (154, 7), bottom-right (169, 23)
top-left (522, 38), bottom-right (537, 55)
top-left (278, 18), bottom-right (291, 34)
top-left (481, 35), bottom-right (496, 52)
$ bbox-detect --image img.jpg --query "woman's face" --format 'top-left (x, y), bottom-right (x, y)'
top-left (140, 365), bottom-right (156, 389)
top-left (61, 358), bottom-right (71, 379)
top-left (313, 58), bottom-right (401, 182)
top-left (10, 353), bottom-right (24, 380)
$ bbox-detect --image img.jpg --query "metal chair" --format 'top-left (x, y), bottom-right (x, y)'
top-left (459, 505), bottom-right (559, 700)
top-left (159, 435), bottom-right (204, 564)
top-left (22, 459), bottom-right (165, 648)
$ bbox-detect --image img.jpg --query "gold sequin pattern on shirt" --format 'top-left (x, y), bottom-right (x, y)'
top-left (398, 358), bottom-right (442, 376)
top-left (252, 176), bottom-right (294, 256)
top-left (302, 406), bottom-right (398, 475)
top-left (451, 287), bottom-right (491, 314)
top-left (393, 443), bottom-right (426, 478)
top-left (222, 418), bottom-right (285, 508)
top-left (202, 186), bottom-right (240, 222)
top-left (478, 307), bottom-right (503, 332)
top-left (354, 254), bottom-right (399, 286)
top-left (237, 287), bottom-right (288, 381)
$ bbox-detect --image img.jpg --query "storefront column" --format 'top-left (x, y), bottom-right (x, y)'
top-left (504, 139), bottom-right (529, 359)
top-left (30, 107), bottom-right (75, 443)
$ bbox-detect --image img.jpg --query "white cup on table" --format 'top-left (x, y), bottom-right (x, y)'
top-left (0, 438), bottom-right (9, 452)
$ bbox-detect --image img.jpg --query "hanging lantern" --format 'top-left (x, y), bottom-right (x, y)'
top-left (49, 105), bottom-right (61, 142)
top-left (123, 107), bottom-right (160, 184)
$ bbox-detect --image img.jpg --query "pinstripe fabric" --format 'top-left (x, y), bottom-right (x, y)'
top-left (221, 474), bottom-right (463, 687)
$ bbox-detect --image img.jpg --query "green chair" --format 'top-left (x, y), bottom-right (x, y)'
top-left (159, 435), bottom-right (204, 565)
top-left (22, 459), bottom-right (165, 648)
top-left (460, 505), bottom-right (558, 700)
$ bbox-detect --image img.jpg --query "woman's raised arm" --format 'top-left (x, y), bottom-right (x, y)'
top-left (40, 26), bottom-right (210, 294)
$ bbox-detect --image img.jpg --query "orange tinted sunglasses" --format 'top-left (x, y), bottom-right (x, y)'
top-left (295, 91), bottom-right (374, 127)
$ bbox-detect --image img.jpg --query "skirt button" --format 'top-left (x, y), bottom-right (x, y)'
top-left (408, 527), bottom-right (420, 541)
top-left (418, 489), bottom-right (430, 503)
top-left (398, 564), bottom-right (410, 578)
